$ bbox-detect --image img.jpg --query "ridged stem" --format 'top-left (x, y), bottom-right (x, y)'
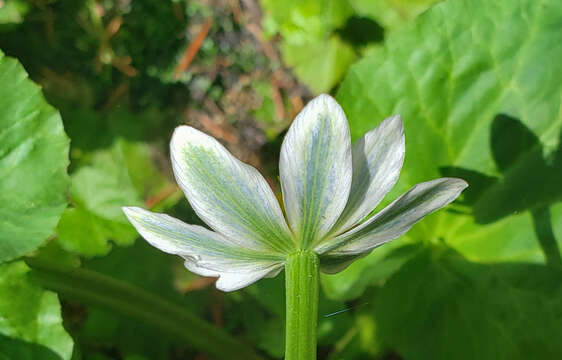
top-left (26, 258), bottom-right (264, 360)
top-left (285, 250), bottom-right (319, 360)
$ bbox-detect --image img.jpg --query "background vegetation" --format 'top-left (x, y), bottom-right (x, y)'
top-left (1, 0), bottom-right (561, 359)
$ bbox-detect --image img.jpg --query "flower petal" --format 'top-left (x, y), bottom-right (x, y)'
top-left (316, 178), bottom-right (468, 255)
top-left (123, 206), bottom-right (283, 277)
top-left (170, 126), bottom-right (293, 253)
top-left (280, 94), bottom-right (352, 248)
top-left (330, 115), bottom-right (405, 234)
top-left (184, 260), bottom-right (284, 292)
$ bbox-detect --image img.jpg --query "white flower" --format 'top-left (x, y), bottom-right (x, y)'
top-left (123, 95), bottom-right (467, 291)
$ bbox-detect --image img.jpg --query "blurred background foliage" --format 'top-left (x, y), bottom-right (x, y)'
top-left (0, 0), bottom-right (560, 359)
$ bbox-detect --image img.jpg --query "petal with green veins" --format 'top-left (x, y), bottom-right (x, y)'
top-left (122, 207), bottom-right (284, 290)
top-left (330, 115), bottom-right (405, 235)
top-left (317, 178), bottom-right (468, 256)
top-left (280, 94), bottom-right (352, 249)
top-left (170, 126), bottom-right (294, 254)
top-left (184, 260), bottom-right (284, 292)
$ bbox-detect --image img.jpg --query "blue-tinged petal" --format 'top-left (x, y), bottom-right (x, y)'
top-left (279, 94), bottom-right (352, 249)
top-left (330, 115), bottom-right (405, 235)
top-left (170, 126), bottom-right (294, 253)
top-left (316, 178), bottom-right (468, 256)
top-left (123, 207), bottom-right (284, 291)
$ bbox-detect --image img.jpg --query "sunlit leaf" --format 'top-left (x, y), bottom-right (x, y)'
top-left (0, 50), bottom-right (69, 262)
top-left (325, 0), bottom-right (562, 298)
top-left (349, 0), bottom-right (440, 29)
top-left (56, 139), bottom-right (144, 256)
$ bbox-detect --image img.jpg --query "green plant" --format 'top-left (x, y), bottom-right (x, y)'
top-left (123, 94), bottom-right (466, 359)
top-left (1, 0), bottom-right (561, 358)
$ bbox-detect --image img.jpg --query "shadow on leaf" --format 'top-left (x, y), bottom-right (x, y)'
top-left (375, 247), bottom-right (562, 360)
top-left (335, 16), bottom-right (384, 47)
top-left (0, 335), bottom-right (63, 360)
top-left (441, 114), bottom-right (562, 265)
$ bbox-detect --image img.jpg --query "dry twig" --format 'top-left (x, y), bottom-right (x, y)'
top-left (174, 18), bottom-right (213, 79)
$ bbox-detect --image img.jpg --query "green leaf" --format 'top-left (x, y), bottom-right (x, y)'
top-left (56, 139), bottom-right (149, 256)
top-left (0, 261), bottom-right (73, 360)
top-left (320, 242), bottom-right (422, 300)
top-left (0, 50), bottom-right (69, 262)
top-left (261, 0), bottom-right (357, 92)
top-left (261, 0), bottom-right (438, 93)
top-left (326, 0), bottom-right (562, 298)
top-left (349, 0), bottom-right (441, 30)
top-left (0, 335), bottom-right (63, 360)
top-left (375, 247), bottom-right (562, 360)
top-left (281, 35), bottom-right (357, 93)
top-left (261, 0), bottom-right (353, 37)
top-left (0, 0), bottom-right (29, 26)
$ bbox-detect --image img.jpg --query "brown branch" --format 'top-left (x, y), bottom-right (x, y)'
top-left (145, 185), bottom-right (180, 208)
top-left (174, 18), bottom-right (213, 79)
top-left (269, 74), bottom-right (285, 120)
top-left (111, 56), bottom-right (138, 77)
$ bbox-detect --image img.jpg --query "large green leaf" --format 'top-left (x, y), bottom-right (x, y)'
top-left (0, 50), bottom-right (69, 262)
top-left (325, 0), bottom-right (562, 298)
top-left (0, 261), bottom-right (73, 360)
top-left (375, 247), bottom-right (562, 360)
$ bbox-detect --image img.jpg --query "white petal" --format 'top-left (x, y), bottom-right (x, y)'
top-left (215, 264), bottom-right (284, 291)
top-left (316, 178), bottom-right (468, 255)
top-left (170, 126), bottom-right (294, 253)
top-left (279, 94), bottom-right (352, 249)
top-left (184, 260), bottom-right (284, 292)
top-left (123, 207), bottom-right (283, 275)
top-left (331, 115), bottom-right (405, 234)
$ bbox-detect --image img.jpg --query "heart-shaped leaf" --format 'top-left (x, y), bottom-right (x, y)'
top-left (324, 0), bottom-right (562, 299)
top-left (0, 50), bottom-right (69, 262)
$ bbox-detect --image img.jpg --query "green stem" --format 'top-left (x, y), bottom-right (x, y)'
top-left (285, 250), bottom-right (319, 360)
top-left (26, 258), bottom-right (264, 360)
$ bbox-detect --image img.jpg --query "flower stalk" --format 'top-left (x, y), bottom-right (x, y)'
top-left (285, 251), bottom-right (319, 360)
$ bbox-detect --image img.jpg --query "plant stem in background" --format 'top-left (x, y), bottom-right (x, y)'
top-left (26, 258), bottom-right (264, 360)
top-left (285, 250), bottom-right (319, 360)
